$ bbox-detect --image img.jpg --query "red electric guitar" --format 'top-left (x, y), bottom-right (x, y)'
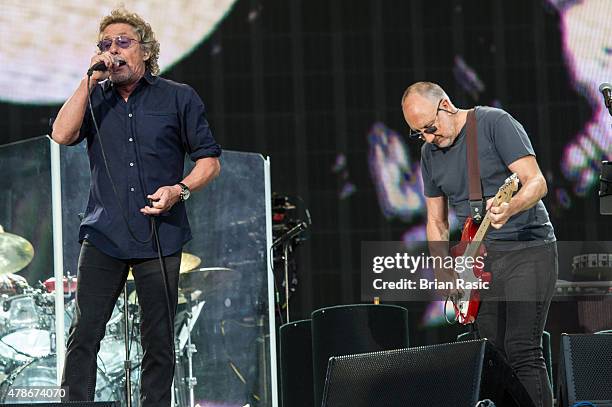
top-left (450, 173), bottom-right (519, 325)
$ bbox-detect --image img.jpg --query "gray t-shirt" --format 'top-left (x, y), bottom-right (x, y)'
top-left (420, 106), bottom-right (555, 244)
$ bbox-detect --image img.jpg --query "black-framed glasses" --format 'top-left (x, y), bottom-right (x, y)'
top-left (408, 99), bottom-right (444, 140)
top-left (97, 36), bottom-right (140, 52)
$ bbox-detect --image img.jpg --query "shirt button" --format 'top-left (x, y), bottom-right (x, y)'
top-left (128, 138), bottom-right (133, 142)
top-left (130, 187), bottom-right (135, 192)
top-left (128, 113), bottom-right (133, 118)
top-left (129, 162), bottom-right (134, 167)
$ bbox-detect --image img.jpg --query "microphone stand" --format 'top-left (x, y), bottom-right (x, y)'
top-left (272, 222), bottom-right (307, 323)
top-left (283, 241), bottom-right (291, 323)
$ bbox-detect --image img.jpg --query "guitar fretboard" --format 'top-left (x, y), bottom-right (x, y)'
top-left (462, 174), bottom-right (518, 258)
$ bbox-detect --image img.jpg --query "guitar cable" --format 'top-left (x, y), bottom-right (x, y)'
top-left (444, 295), bottom-right (458, 325)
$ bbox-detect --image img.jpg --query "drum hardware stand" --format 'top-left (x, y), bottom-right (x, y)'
top-left (171, 315), bottom-right (197, 407)
top-left (122, 284), bottom-right (133, 407)
top-left (184, 309), bottom-right (197, 407)
top-left (172, 298), bottom-right (205, 407)
top-left (172, 338), bottom-right (185, 407)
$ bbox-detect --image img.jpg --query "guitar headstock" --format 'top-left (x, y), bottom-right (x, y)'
top-left (495, 173), bottom-right (519, 204)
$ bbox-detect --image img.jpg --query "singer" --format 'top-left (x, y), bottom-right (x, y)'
top-left (51, 7), bottom-right (221, 407)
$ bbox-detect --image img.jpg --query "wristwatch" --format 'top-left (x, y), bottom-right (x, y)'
top-left (178, 182), bottom-right (191, 202)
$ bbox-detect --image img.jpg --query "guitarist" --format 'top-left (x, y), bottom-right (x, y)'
top-left (401, 81), bottom-right (557, 407)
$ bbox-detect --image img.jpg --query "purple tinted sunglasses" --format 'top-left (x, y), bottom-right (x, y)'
top-left (97, 36), bottom-right (140, 52)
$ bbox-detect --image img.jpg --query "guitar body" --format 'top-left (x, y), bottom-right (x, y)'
top-left (450, 217), bottom-right (491, 325)
top-left (441, 173), bottom-right (518, 325)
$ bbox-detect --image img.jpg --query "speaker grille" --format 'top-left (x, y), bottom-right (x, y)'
top-left (323, 340), bottom-right (487, 407)
top-left (567, 334), bottom-right (612, 400)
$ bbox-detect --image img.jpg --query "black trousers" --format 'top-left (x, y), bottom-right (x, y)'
top-left (62, 240), bottom-right (180, 407)
top-left (476, 241), bottom-right (558, 407)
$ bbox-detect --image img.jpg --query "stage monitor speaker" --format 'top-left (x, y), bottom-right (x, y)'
top-left (311, 304), bottom-right (409, 407)
top-left (321, 339), bottom-right (535, 407)
top-left (457, 329), bottom-right (553, 389)
top-left (279, 319), bottom-right (313, 407)
top-left (557, 333), bottom-right (612, 407)
top-left (2, 403), bottom-right (118, 407)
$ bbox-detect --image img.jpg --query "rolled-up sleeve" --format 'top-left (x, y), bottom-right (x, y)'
top-left (181, 87), bottom-right (222, 161)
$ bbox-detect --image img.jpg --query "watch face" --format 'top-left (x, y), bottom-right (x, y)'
top-left (181, 185), bottom-right (191, 201)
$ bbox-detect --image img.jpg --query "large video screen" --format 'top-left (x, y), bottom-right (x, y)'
top-left (0, 0), bottom-right (237, 104)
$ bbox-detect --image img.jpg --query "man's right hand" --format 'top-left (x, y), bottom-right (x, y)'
top-left (87, 52), bottom-right (113, 83)
top-left (433, 267), bottom-right (463, 300)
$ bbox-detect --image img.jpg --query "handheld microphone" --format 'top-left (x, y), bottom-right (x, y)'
top-left (87, 57), bottom-right (126, 76)
top-left (599, 83), bottom-right (612, 116)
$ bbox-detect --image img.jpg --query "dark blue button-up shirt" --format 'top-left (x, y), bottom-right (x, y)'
top-left (72, 71), bottom-right (221, 259)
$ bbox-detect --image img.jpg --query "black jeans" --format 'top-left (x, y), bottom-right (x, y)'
top-left (62, 240), bottom-right (180, 407)
top-left (475, 241), bottom-right (558, 407)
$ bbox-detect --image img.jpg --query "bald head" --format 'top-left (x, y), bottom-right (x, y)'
top-left (401, 81), bottom-right (448, 106)
top-left (401, 82), bottom-right (449, 131)
top-left (401, 81), bottom-right (465, 148)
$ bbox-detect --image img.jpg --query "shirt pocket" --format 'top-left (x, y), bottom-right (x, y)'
top-left (139, 111), bottom-right (181, 155)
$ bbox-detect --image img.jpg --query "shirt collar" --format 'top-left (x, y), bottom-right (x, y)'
top-left (101, 69), bottom-right (157, 92)
top-left (143, 70), bottom-right (158, 85)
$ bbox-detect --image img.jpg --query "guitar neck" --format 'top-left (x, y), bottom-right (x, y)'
top-left (462, 174), bottom-right (517, 259)
top-left (464, 211), bottom-right (492, 258)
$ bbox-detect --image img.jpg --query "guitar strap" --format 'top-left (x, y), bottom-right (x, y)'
top-left (466, 109), bottom-right (484, 223)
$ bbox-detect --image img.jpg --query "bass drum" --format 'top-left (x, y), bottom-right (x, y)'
top-left (0, 301), bottom-right (75, 371)
top-left (0, 354), bottom-right (121, 403)
top-left (0, 294), bottom-right (46, 335)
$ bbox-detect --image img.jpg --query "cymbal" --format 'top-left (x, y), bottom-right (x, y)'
top-left (128, 289), bottom-right (188, 305)
top-left (0, 225), bottom-right (34, 275)
top-left (180, 266), bottom-right (233, 276)
top-left (179, 267), bottom-right (235, 293)
top-left (180, 253), bottom-right (202, 273)
top-left (128, 266), bottom-right (230, 305)
top-left (127, 252), bottom-right (202, 280)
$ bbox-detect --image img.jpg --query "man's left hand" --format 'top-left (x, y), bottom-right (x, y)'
top-left (140, 185), bottom-right (182, 216)
top-left (486, 198), bottom-right (513, 229)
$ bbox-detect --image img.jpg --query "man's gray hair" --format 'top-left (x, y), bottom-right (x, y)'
top-left (99, 7), bottom-right (160, 75)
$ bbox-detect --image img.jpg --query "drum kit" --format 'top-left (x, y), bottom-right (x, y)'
top-left (0, 225), bottom-right (230, 406)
